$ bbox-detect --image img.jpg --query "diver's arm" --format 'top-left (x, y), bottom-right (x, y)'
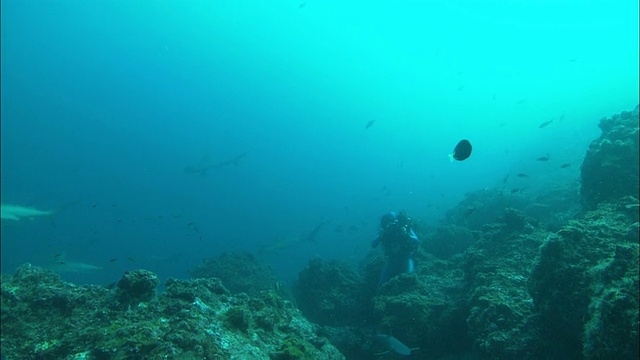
top-left (406, 229), bottom-right (419, 250)
top-left (371, 235), bottom-right (381, 248)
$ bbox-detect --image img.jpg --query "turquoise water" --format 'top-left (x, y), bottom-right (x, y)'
top-left (1, 0), bottom-right (638, 284)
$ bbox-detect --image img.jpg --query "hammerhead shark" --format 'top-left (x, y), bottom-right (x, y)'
top-left (1, 204), bottom-right (53, 221)
top-left (184, 152), bottom-right (249, 177)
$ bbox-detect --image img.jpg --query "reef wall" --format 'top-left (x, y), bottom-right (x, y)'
top-left (581, 105), bottom-right (639, 209)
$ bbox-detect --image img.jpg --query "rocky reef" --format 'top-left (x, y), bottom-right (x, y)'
top-left (189, 252), bottom-right (279, 296)
top-left (1, 265), bottom-right (344, 359)
top-left (291, 106), bottom-right (639, 359)
top-left (581, 105), bottom-right (639, 209)
top-left (293, 259), bottom-right (370, 328)
top-left (2, 106), bottom-right (637, 360)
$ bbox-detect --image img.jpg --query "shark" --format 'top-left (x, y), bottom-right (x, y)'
top-left (373, 333), bottom-right (419, 357)
top-left (47, 261), bottom-right (103, 273)
top-left (1, 204), bottom-right (53, 221)
top-left (183, 152), bottom-right (249, 177)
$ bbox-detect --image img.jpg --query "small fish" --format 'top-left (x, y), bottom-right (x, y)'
top-left (53, 253), bottom-right (63, 258)
top-left (516, 98), bottom-right (527, 105)
top-left (517, 173), bottom-right (529, 178)
top-left (560, 163), bottom-right (571, 168)
top-left (510, 188), bottom-right (521, 194)
top-left (127, 257), bottom-right (135, 262)
top-left (109, 258), bottom-right (118, 262)
top-left (537, 156), bottom-right (550, 161)
top-left (365, 119), bottom-right (376, 129)
top-left (502, 175), bottom-right (510, 184)
top-left (538, 120), bottom-right (553, 128)
top-left (449, 139), bottom-right (473, 161)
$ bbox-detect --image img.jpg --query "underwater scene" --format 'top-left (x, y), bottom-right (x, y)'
top-left (1, 0), bottom-right (638, 359)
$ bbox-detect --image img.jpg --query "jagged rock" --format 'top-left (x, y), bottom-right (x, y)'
top-left (189, 252), bottom-right (278, 296)
top-left (0, 265), bottom-right (345, 359)
top-left (581, 105), bottom-right (639, 209)
top-left (529, 201), bottom-right (639, 359)
top-left (293, 259), bottom-right (367, 327)
top-left (116, 269), bottom-right (158, 304)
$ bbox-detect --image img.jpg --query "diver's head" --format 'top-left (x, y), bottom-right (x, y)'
top-left (380, 211), bottom-right (398, 229)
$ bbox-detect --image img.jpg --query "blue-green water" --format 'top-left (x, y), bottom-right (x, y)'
top-left (1, 0), bottom-right (638, 284)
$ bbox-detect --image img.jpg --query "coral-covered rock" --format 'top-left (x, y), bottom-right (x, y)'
top-left (581, 105), bottom-right (639, 209)
top-left (293, 259), bottom-right (367, 327)
top-left (116, 269), bottom-right (158, 304)
top-left (463, 213), bottom-right (549, 358)
top-left (529, 200), bottom-right (639, 358)
top-left (0, 265), bottom-right (345, 359)
top-left (424, 224), bottom-right (477, 259)
top-left (189, 252), bottom-right (278, 296)
top-left (371, 255), bottom-right (469, 359)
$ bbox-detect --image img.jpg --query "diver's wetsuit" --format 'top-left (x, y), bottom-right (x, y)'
top-left (371, 211), bottom-right (419, 287)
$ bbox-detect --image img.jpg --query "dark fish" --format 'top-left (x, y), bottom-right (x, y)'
top-left (538, 120), bottom-right (553, 128)
top-left (510, 188), bottom-right (521, 194)
top-left (109, 258), bottom-right (118, 262)
top-left (449, 140), bottom-right (472, 161)
top-left (53, 253), bottom-right (63, 258)
top-left (127, 257), bottom-right (135, 262)
top-left (365, 119), bottom-right (376, 129)
top-left (517, 173), bottom-right (529, 178)
top-left (537, 156), bottom-right (550, 161)
top-left (560, 163), bottom-right (571, 168)
top-left (502, 175), bottom-right (510, 184)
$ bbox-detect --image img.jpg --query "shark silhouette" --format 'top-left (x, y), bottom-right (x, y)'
top-left (1, 204), bottom-right (53, 221)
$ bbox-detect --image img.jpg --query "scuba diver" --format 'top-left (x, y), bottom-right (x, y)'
top-left (371, 211), bottom-right (419, 287)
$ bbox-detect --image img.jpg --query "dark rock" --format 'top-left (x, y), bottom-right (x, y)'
top-left (581, 105), bottom-right (639, 209)
top-left (529, 202), bottom-right (639, 358)
top-left (424, 225), bottom-right (477, 259)
top-left (116, 269), bottom-right (158, 304)
top-left (189, 251), bottom-right (278, 296)
top-left (293, 259), bottom-right (367, 327)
